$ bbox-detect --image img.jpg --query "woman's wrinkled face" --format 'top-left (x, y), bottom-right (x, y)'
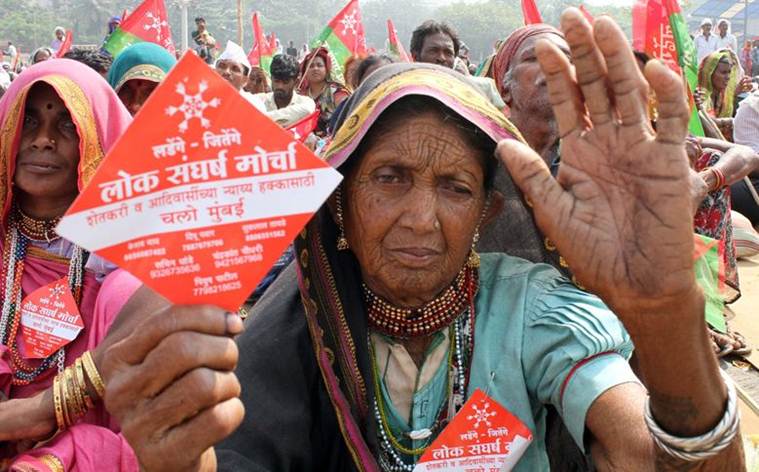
top-left (118, 78), bottom-right (159, 116)
top-left (711, 60), bottom-right (732, 92)
top-left (344, 110), bottom-right (488, 307)
top-left (15, 83), bottom-right (80, 208)
top-left (308, 57), bottom-right (327, 84)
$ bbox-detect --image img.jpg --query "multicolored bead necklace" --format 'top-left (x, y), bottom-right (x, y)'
top-left (0, 209), bottom-right (87, 385)
top-left (16, 207), bottom-right (61, 243)
top-left (363, 265), bottom-right (478, 339)
top-left (371, 306), bottom-right (476, 472)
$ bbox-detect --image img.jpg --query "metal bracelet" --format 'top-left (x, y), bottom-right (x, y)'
top-left (644, 369), bottom-right (740, 462)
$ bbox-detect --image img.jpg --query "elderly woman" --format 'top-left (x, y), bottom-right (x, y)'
top-left (0, 59), bottom-right (141, 470)
top-left (100, 11), bottom-right (742, 472)
top-left (299, 46), bottom-right (350, 136)
top-left (107, 42), bottom-right (177, 116)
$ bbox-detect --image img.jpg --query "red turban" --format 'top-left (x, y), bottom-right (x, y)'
top-left (491, 24), bottom-right (564, 96)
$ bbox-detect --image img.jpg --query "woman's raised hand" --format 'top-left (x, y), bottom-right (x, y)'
top-left (497, 9), bottom-right (696, 325)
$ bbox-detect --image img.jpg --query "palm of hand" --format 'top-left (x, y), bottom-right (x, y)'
top-left (499, 13), bottom-right (696, 316)
top-left (551, 126), bottom-right (694, 310)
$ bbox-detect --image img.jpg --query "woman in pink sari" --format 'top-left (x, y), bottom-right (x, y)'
top-left (0, 58), bottom-right (141, 471)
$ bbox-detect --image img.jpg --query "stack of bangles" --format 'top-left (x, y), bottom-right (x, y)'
top-left (701, 166), bottom-right (727, 193)
top-left (53, 351), bottom-right (106, 431)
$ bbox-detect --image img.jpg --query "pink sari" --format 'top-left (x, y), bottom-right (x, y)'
top-left (0, 59), bottom-right (140, 471)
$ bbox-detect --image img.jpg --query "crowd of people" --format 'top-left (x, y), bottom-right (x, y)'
top-left (0, 6), bottom-right (758, 472)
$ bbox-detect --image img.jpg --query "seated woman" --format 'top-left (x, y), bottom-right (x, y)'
top-left (100, 11), bottom-right (742, 472)
top-left (298, 47), bottom-right (350, 137)
top-left (107, 42), bottom-right (176, 116)
top-left (0, 59), bottom-right (141, 471)
top-left (697, 50), bottom-right (753, 140)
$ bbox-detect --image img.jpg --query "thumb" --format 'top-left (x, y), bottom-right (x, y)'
top-left (496, 139), bottom-right (569, 241)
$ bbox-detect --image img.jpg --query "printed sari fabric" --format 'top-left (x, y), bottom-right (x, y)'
top-left (0, 59), bottom-right (140, 471)
top-left (693, 150), bottom-right (740, 302)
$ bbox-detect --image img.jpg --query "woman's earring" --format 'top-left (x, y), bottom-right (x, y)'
top-left (467, 229), bottom-right (480, 269)
top-left (335, 187), bottom-right (349, 251)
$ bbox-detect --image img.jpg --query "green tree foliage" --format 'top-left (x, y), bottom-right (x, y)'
top-left (1, 0), bottom-right (636, 65)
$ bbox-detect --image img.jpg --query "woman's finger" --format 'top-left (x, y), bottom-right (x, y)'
top-left (535, 38), bottom-right (586, 138)
top-left (160, 398), bottom-right (245, 467)
top-left (593, 16), bottom-right (649, 128)
top-left (104, 305), bottom-right (240, 367)
top-left (645, 60), bottom-right (689, 147)
top-left (560, 8), bottom-right (612, 127)
top-left (136, 332), bottom-right (239, 397)
top-left (497, 139), bottom-right (572, 241)
top-left (140, 368), bottom-right (241, 431)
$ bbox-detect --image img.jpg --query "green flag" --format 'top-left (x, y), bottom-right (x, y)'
top-left (664, 0), bottom-right (705, 136)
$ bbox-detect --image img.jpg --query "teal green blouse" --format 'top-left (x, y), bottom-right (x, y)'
top-left (378, 253), bottom-right (638, 471)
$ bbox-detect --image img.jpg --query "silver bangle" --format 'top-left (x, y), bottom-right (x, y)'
top-left (644, 369), bottom-right (740, 462)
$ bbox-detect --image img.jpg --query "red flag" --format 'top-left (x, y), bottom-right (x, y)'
top-left (55, 31), bottom-right (73, 58)
top-left (248, 12), bottom-right (274, 69)
top-left (321, 0), bottom-right (367, 56)
top-left (287, 110), bottom-right (321, 142)
top-left (118, 0), bottom-right (175, 54)
top-left (269, 32), bottom-right (278, 51)
top-left (633, 0), bottom-right (680, 74)
top-left (521, 0), bottom-right (543, 25)
top-left (579, 5), bottom-right (594, 23)
top-left (632, 0), bottom-right (648, 51)
top-left (387, 19), bottom-right (411, 62)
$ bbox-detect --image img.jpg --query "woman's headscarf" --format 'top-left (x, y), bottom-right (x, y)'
top-left (296, 63), bottom-right (564, 470)
top-left (698, 49), bottom-right (740, 118)
top-left (489, 24), bottom-right (564, 96)
top-left (0, 59), bottom-right (132, 218)
top-left (30, 47), bottom-right (53, 65)
top-left (298, 46), bottom-right (333, 93)
top-left (106, 42), bottom-right (176, 92)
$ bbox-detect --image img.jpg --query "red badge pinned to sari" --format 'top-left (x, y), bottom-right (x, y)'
top-left (20, 278), bottom-right (84, 359)
top-left (413, 389), bottom-right (533, 472)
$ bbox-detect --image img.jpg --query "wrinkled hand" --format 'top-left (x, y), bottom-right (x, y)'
top-left (498, 10), bottom-right (695, 320)
top-left (101, 305), bottom-right (244, 472)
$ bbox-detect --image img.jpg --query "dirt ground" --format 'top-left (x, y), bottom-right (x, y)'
top-left (732, 256), bottom-right (759, 433)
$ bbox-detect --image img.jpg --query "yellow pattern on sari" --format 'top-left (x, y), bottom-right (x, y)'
top-left (324, 68), bottom-right (524, 163)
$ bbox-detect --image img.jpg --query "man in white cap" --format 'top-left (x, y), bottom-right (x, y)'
top-left (715, 19), bottom-right (738, 52)
top-left (215, 41), bottom-right (265, 112)
top-left (695, 18), bottom-right (718, 63)
top-left (51, 27), bottom-right (66, 53)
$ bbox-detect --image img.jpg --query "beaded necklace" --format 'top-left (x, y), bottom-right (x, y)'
top-left (371, 305), bottom-right (476, 472)
top-left (363, 265), bottom-right (478, 339)
top-left (16, 207), bottom-right (61, 243)
top-left (0, 211), bottom-right (87, 385)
